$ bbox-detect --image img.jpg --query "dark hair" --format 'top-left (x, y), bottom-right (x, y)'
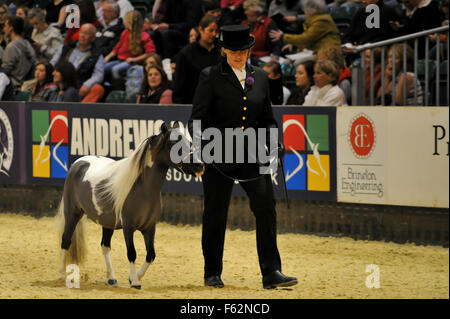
top-left (140, 64), bottom-right (171, 95)
top-left (264, 61), bottom-right (282, 76)
top-left (198, 14), bottom-right (218, 29)
top-left (203, 0), bottom-right (220, 13)
top-left (299, 60), bottom-right (315, 87)
top-left (36, 60), bottom-right (54, 84)
top-left (54, 61), bottom-right (78, 90)
top-left (7, 15), bottom-right (24, 35)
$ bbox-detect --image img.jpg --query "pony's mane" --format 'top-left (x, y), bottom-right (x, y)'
top-left (97, 136), bottom-right (157, 226)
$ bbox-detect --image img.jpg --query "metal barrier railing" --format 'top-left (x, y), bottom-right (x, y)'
top-left (350, 25), bottom-right (449, 106)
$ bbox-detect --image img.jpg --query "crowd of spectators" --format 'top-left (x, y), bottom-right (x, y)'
top-left (0, 0), bottom-right (447, 106)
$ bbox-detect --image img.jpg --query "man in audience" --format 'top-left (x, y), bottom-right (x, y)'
top-left (95, 0), bottom-right (124, 58)
top-left (28, 7), bottom-right (63, 61)
top-left (1, 15), bottom-right (36, 90)
top-left (50, 23), bottom-right (105, 103)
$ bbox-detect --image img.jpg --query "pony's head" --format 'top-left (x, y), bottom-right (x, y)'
top-left (142, 121), bottom-right (205, 177)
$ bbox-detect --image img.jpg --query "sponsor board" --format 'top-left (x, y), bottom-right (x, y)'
top-left (337, 107), bottom-right (449, 208)
top-left (25, 103), bottom-right (337, 201)
top-left (0, 102), bottom-right (26, 184)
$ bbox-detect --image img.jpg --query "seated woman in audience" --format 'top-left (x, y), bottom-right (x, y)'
top-left (364, 47), bottom-right (383, 104)
top-left (144, 52), bottom-right (164, 73)
top-left (0, 4), bottom-right (11, 50)
top-left (137, 64), bottom-right (172, 104)
top-left (21, 61), bottom-right (58, 102)
top-left (104, 10), bottom-right (156, 86)
top-left (49, 60), bottom-right (81, 102)
top-left (317, 46), bottom-right (351, 104)
top-left (376, 43), bottom-right (423, 106)
top-left (303, 60), bottom-right (347, 106)
top-left (269, 0), bottom-right (341, 55)
top-left (287, 60), bottom-right (314, 105)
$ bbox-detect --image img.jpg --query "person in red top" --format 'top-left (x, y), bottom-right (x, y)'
top-left (241, 0), bottom-right (282, 63)
top-left (104, 10), bottom-right (156, 82)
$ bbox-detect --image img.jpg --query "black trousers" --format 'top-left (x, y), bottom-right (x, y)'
top-left (201, 164), bottom-right (282, 278)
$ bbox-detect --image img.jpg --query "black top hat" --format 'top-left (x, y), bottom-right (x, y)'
top-left (217, 25), bottom-right (255, 51)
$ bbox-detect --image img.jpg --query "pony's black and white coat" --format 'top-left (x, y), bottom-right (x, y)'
top-left (57, 122), bottom-right (204, 289)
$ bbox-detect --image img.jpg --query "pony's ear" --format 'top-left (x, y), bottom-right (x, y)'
top-left (172, 121), bottom-right (181, 129)
top-left (160, 122), bottom-right (168, 134)
top-left (138, 137), bottom-right (153, 172)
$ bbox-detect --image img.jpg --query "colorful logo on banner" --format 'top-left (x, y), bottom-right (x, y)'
top-left (0, 108), bottom-right (14, 177)
top-left (32, 110), bottom-right (69, 178)
top-left (283, 114), bottom-right (330, 191)
top-left (348, 113), bottom-right (376, 159)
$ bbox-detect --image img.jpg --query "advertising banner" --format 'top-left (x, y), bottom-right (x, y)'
top-left (24, 103), bottom-right (337, 201)
top-left (0, 102), bottom-right (26, 184)
top-left (337, 107), bottom-right (449, 208)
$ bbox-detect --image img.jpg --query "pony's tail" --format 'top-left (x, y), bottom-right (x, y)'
top-left (55, 199), bottom-right (87, 266)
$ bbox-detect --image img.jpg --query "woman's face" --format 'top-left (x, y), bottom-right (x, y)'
top-left (35, 64), bottom-right (46, 82)
top-left (145, 56), bottom-right (158, 72)
top-left (53, 70), bottom-right (62, 84)
top-left (189, 28), bottom-right (198, 43)
top-left (199, 22), bottom-right (218, 46)
top-left (313, 64), bottom-right (333, 88)
top-left (364, 49), bottom-right (371, 67)
top-left (224, 48), bottom-right (249, 69)
top-left (147, 68), bottom-right (162, 89)
top-left (295, 64), bottom-right (310, 89)
top-left (387, 50), bottom-right (400, 71)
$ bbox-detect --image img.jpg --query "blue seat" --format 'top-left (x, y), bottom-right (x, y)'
top-left (105, 90), bottom-right (126, 103)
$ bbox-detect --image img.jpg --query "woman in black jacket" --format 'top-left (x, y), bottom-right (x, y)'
top-left (188, 25), bottom-right (297, 289)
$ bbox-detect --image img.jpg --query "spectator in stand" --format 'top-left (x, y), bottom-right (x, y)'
top-left (95, 0), bottom-right (125, 59)
top-left (1, 16), bottom-right (36, 90)
top-left (342, 0), bottom-right (402, 49)
top-left (64, 0), bottom-right (101, 43)
top-left (376, 43), bottom-right (423, 106)
top-left (96, 0), bottom-right (134, 24)
top-left (144, 52), bottom-right (164, 73)
top-left (28, 7), bottom-right (63, 61)
top-left (242, 0), bottom-right (282, 62)
top-left (0, 67), bottom-right (13, 100)
top-left (50, 23), bottom-right (105, 102)
top-left (286, 60), bottom-right (314, 105)
top-left (173, 14), bottom-right (221, 104)
top-left (149, 0), bottom-right (204, 59)
top-left (48, 60), bottom-right (80, 102)
top-left (392, 0), bottom-right (441, 59)
top-left (262, 61), bottom-right (291, 104)
top-left (221, 0), bottom-right (246, 24)
top-left (317, 46), bottom-right (352, 104)
top-left (189, 26), bottom-right (200, 43)
top-left (15, 6), bottom-right (32, 41)
top-left (268, 0), bottom-right (304, 34)
top-left (303, 60), bottom-right (347, 106)
top-left (44, 0), bottom-right (74, 27)
top-left (428, 0), bottom-right (448, 60)
top-left (21, 60), bottom-right (58, 101)
top-left (0, 3), bottom-right (11, 50)
top-left (269, 0), bottom-right (341, 55)
top-left (104, 10), bottom-right (156, 87)
top-left (364, 47), bottom-right (383, 104)
top-left (204, 0), bottom-right (228, 27)
top-left (137, 64), bottom-right (172, 104)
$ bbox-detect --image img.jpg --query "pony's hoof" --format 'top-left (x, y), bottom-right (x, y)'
top-left (129, 278), bottom-right (141, 289)
top-left (107, 279), bottom-right (118, 286)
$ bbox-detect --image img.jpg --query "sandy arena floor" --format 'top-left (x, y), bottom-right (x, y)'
top-left (0, 213), bottom-right (448, 299)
